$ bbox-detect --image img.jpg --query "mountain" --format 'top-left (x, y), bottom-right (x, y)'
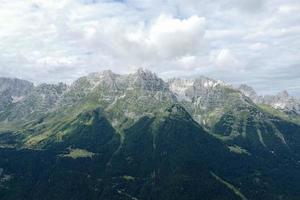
top-left (168, 76), bottom-right (240, 126)
top-left (0, 82), bottom-right (68, 122)
top-left (1, 69), bottom-right (300, 200)
top-left (0, 78), bottom-right (33, 113)
top-left (169, 78), bottom-right (300, 158)
top-left (239, 84), bottom-right (300, 115)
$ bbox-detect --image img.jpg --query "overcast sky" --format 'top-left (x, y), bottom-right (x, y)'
top-left (0, 0), bottom-right (299, 96)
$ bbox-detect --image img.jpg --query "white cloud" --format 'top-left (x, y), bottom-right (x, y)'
top-left (278, 4), bottom-right (300, 14)
top-left (248, 42), bottom-right (268, 51)
top-left (176, 55), bottom-right (197, 69)
top-left (0, 0), bottom-right (299, 96)
top-left (35, 56), bottom-right (76, 66)
top-left (146, 15), bottom-right (206, 58)
top-left (215, 48), bottom-right (240, 68)
top-left (71, 14), bottom-right (206, 72)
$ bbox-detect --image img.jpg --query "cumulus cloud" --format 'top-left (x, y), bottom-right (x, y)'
top-left (248, 43), bottom-right (268, 51)
top-left (89, 15), bottom-right (205, 57)
top-left (145, 15), bottom-right (206, 58)
top-left (222, 0), bottom-right (266, 13)
top-left (0, 0), bottom-right (299, 96)
top-left (215, 48), bottom-right (240, 68)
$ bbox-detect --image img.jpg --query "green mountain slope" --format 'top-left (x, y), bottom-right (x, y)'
top-left (1, 70), bottom-right (300, 200)
top-left (1, 104), bottom-right (300, 199)
top-left (0, 105), bottom-right (244, 200)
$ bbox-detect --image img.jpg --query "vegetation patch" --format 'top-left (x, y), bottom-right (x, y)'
top-left (25, 132), bottom-right (51, 146)
top-left (122, 175), bottom-right (135, 181)
top-left (60, 148), bottom-right (95, 159)
top-left (228, 145), bottom-right (251, 155)
top-left (258, 104), bottom-right (300, 125)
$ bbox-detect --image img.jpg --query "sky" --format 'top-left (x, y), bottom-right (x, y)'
top-left (0, 0), bottom-right (299, 96)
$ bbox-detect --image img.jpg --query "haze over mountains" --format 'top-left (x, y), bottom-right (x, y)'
top-left (0, 69), bottom-right (300, 200)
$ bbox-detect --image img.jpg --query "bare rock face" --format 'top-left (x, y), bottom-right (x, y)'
top-left (1, 70), bottom-right (300, 200)
top-left (0, 78), bottom-right (68, 121)
top-left (0, 77), bottom-right (34, 112)
top-left (129, 68), bottom-right (169, 91)
top-left (1, 69), bottom-right (300, 123)
top-left (168, 76), bottom-right (247, 126)
top-left (262, 91), bottom-right (300, 114)
top-left (239, 84), bottom-right (300, 115)
top-left (238, 84), bottom-right (260, 102)
top-left (168, 76), bottom-right (226, 102)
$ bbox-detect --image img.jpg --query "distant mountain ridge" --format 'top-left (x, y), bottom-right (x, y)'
top-left (1, 69), bottom-right (299, 122)
top-left (2, 69), bottom-right (300, 159)
top-left (0, 77), bottom-right (33, 112)
top-left (239, 84), bottom-right (300, 115)
top-left (1, 69), bottom-right (300, 199)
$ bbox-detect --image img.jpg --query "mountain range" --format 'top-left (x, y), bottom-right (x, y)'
top-left (0, 69), bottom-right (300, 200)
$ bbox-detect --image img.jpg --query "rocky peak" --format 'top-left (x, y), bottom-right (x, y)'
top-left (70, 70), bottom-right (120, 94)
top-left (238, 85), bottom-right (300, 115)
top-left (263, 90), bottom-right (290, 104)
top-left (238, 84), bottom-right (260, 102)
top-left (168, 76), bottom-right (226, 102)
top-left (277, 90), bottom-right (289, 99)
top-left (88, 70), bottom-right (116, 80)
top-left (0, 77), bottom-right (33, 96)
top-left (0, 77), bottom-right (34, 111)
top-left (86, 70), bottom-right (118, 86)
top-left (238, 84), bottom-right (257, 96)
top-left (36, 82), bottom-right (68, 93)
top-left (135, 68), bottom-right (155, 78)
top-left (129, 68), bottom-right (168, 91)
top-left (168, 78), bottom-right (194, 101)
top-left (262, 91), bottom-right (300, 113)
top-left (132, 68), bottom-right (159, 82)
top-left (194, 76), bottom-right (225, 88)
